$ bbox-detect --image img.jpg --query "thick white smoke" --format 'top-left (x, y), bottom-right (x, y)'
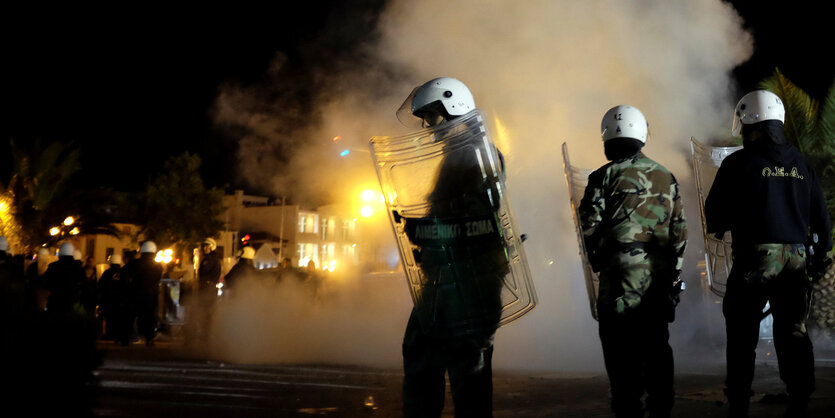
top-left (211, 0), bottom-right (753, 372)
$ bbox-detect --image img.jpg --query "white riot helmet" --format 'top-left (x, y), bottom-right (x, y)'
top-left (240, 246), bottom-right (255, 260)
top-left (140, 241), bottom-right (157, 254)
top-left (731, 90), bottom-right (785, 137)
top-left (601, 105), bottom-right (649, 143)
top-left (0, 236), bottom-right (8, 252)
top-left (202, 238), bottom-right (217, 252)
top-left (59, 242), bottom-right (75, 257)
top-left (397, 77), bottom-right (476, 128)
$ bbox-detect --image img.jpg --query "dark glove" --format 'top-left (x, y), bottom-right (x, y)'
top-left (666, 277), bottom-right (684, 322)
top-left (808, 254), bottom-right (832, 283)
top-left (807, 233), bottom-right (833, 283)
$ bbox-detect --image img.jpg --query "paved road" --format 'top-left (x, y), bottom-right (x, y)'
top-left (90, 339), bottom-right (835, 417)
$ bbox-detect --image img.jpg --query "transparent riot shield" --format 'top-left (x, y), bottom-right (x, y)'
top-left (561, 142), bottom-right (600, 320)
top-left (370, 109), bottom-right (536, 336)
top-left (690, 137), bottom-right (741, 298)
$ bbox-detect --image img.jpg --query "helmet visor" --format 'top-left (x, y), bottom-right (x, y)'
top-left (396, 87), bottom-right (424, 129)
top-left (731, 111), bottom-right (743, 137)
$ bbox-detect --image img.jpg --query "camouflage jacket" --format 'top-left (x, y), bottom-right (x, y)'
top-left (579, 152), bottom-right (687, 309)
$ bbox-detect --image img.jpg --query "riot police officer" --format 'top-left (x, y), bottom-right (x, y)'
top-left (122, 241), bottom-right (163, 346)
top-left (579, 105), bottom-right (687, 418)
top-left (99, 254), bottom-right (128, 343)
top-left (224, 246), bottom-right (258, 292)
top-left (44, 242), bottom-right (88, 313)
top-left (190, 238), bottom-right (221, 344)
top-left (705, 90), bottom-right (832, 417)
top-left (199, 238), bottom-right (221, 289)
top-left (395, 77), bottom-right (508, 418)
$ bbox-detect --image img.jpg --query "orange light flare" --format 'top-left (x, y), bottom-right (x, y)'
top-left (358, 188), bottom-right (385, 218)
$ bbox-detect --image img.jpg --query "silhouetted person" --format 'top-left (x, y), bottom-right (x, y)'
top-left (80, 256), bottom-right (99, 331)
top-left (189, 238), bottom-right (221, 344)
top-left (25, 247), bottom-right (54, 312)
top-left (706, 90), bottom-right (832, 417)
top-left (392, 78), bottom-right (510, 418)
top-left (580, 105), bottom-right (687, 418)
top-left (224, 246), bottom-right (257, 292)
top-left (99, 254), bottom-right (128, 344)
top-left (122, 241), bottom-right (163, 346)
top-left (44, 243), bottom-right (88, 313)
top-left (32, 242), bottom-right (100, 416)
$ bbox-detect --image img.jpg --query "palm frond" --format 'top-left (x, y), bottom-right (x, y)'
top-left (817, 81), bottom-right (835, 157)
top-left (759, 69), bottom-right (819, 155)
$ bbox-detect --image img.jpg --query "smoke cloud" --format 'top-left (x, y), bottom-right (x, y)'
top-left (211, 0), bottom-right (754, 372)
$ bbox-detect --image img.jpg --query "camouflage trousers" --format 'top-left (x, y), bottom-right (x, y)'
top-left (596, 246), bottom-right (677, 417)
top-left (723, 243), bottom-right (814, 402)
top-left (597, 246), bottom-right (675, 316)
top-left (402, 309), bottom-right (496, 418)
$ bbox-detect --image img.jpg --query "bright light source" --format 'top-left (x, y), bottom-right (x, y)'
top-left (340, 149), bottom-right (350, 157)
top-left (49, 227), bottom-right (60, 236)
top-left (327, 260), bottom-right (336, 272)
top-left (360, 206), bottom-right (373, 217)
top-left (360, 189), bottom-right (376, 202)
top-left (69, 227), bottom-right (80, 235)
top-left (63, 216), bottom-right (75, 226)
top-left (155, 248), bottom-right (174, 264)
top-left (333, 135), bottom-right (342, 142)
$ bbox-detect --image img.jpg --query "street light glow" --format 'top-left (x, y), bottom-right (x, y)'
top-left (63, 216), bottom-right (75, 226)
top-left (360, 206), bottom-right (373, 217)
top-left (155, 248), bottom-right (174, 264)
top-left (361, 189), bottom-right (376, 202)
top-left (69, 227), bottom-right (80, 235)
top-left (49, 227), bottom-right (60, 236)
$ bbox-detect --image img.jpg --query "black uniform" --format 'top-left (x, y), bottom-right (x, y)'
top-left (224, 258), bottom-right (258, 291)
top-left (43, 256), bottom-right (88, 313)
top-left (705, 121), bottom-right (832, 415)
top-left (31, 255), bottom-right (100, 415)
top-left (199, 250), bottom-right (221, 288)
top-left (188, 250), bottom-right (222, 344)
top-left (402, 138), bottom-right (507, 418)
top-left (122, 252), bottom-right (163, 345)
top-left (99, 263), bottom-right (131, 343)
top-left (0, 250), bottom-right (26, 359)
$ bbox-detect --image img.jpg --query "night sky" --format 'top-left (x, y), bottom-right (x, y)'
top-left (1, 1), bottom-right (832, 195)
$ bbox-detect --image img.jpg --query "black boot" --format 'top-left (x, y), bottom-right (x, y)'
top-left (726, 397), bottom-right (749, 418)
top-left (725, 388), bottom-right (752, 418)
top-left (784, 396), bottom-right (809, 418)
